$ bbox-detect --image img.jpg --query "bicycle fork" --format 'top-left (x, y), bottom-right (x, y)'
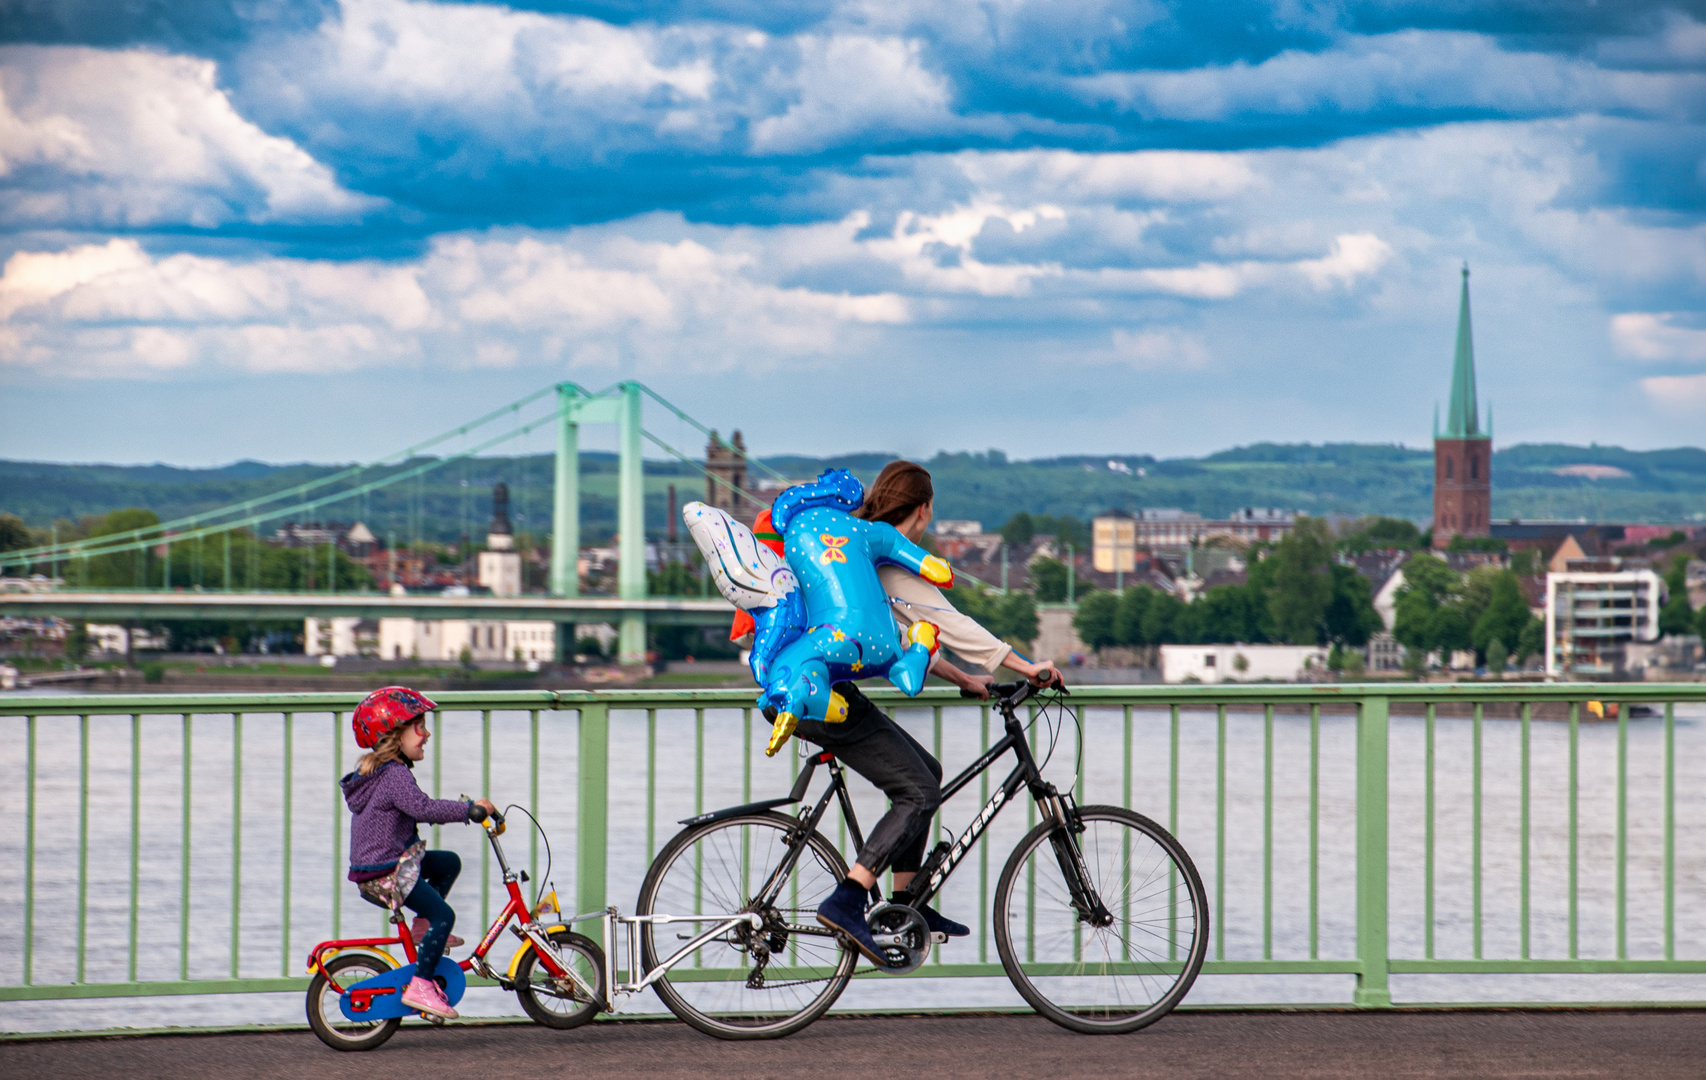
top-left (1038, 788), bottom-right (1115, 927)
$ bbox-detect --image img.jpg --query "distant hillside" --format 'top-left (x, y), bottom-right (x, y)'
top-left (4, 442), bottom-right (1704, 542)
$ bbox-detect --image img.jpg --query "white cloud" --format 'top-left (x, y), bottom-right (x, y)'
top-left (749, 35), bottom-right (954, 154)
top-left (1611, 312), bottom-right (1706, 363)
top-left (1108, 327), bottom-right (1211, 370)
top-left (0, 46), bottom-right (379, 228)
top-left (1641, 373), bottom-right (1706, 411)
top-left (0, 228), bottom-right (910, 377)
top-left (1074, 30), bottom-right (1705, 124)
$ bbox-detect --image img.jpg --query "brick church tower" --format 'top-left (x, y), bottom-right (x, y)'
top-left (1432, 265), bottom-right (1491, 550)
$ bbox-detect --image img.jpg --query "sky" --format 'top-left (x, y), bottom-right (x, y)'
top-left (0, 0), bottom-right (1703, 467)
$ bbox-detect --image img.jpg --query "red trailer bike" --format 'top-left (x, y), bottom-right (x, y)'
top-left (305, 804), bottom-right (606, 1051)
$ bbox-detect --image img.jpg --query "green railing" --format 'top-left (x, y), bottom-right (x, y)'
top-left (3, 683), bottom-right (1705, 1019)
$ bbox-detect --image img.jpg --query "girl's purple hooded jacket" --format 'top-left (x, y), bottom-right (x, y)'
top-left (341, 761), bottom-right (472, 881)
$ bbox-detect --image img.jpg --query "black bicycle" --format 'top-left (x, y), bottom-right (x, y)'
top-left (634, 680), bottom-right (1209, 1039)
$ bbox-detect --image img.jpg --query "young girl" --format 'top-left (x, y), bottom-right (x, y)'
top-left (342, 686), bottom-right (496, 1020)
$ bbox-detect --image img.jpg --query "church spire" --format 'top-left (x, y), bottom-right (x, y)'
top-left (1444, 263), bottom-right (1485, 439)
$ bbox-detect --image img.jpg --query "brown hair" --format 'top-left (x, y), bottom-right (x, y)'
top-left (855, 461), bottom-right (933, 527)
top-left (356, 724), bottom-right (416, 776)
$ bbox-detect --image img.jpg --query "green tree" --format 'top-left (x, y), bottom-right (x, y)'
top-left (1324, 564), bottom-right (1382, 646)
top-left (1695, 602), bottom-right (1706, 641)
top-left (64, 622), bottom-right (89, 661)
top-left (1115, 586), bottom-right (1155, 646)
top-left (649, 561), bottom-right (701, 596)
top-left (1198, 585), bottom-right (1255, 643)
top-left (1338, 516), bottom-right (1422, 554)
top-left (1400, 553), bottom-right (1458, 607)
top-left (1001, 513), bottom-right (1035, 546)
top-left (1267, 517), bottom-right (1333, 645)
top-left (1141, 591), bottom-right (1184, 644)
top-left (0, 513), bottom-right (30, 555)
top-left (1072, 591), bottom-right (1120, 650)
top-left (1031, 557), bottom-right (1069, 602)
top-left (79, 508), bottom-right (162, 587)
top-left (1516, 619), bottom-right (1545, 665)
top-left (1659, 553), bottom-right (1694, 636)
top-left (1430, 605), bottom-right (1472, 655)
top-left (994, 591), bottom-right (1039, 647)
top-left (1172, 599), bottom-right (1205, 644)
top-left (1473, 571), bottom-right (1535, 657)
top-left (1486, 638), bottom-right (1509, 676)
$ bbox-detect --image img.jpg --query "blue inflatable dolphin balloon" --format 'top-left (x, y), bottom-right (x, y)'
top-left (684, 469), bottom-right (953, 756)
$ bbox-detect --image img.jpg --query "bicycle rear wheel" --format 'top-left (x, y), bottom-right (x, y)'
top-left (306, 953), bottom-right (402, 1051)
top-left (995, 805), bottom-right (1207, 1034)
top-left (637, 811), bottom-right (856, 1040)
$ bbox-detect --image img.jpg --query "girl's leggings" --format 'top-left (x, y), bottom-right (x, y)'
top-left (403, 850), bottom-right (461, 974)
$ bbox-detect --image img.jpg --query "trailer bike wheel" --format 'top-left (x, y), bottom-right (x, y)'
top-left (306, 953), bottom-right (403, 1052)
top-left (514, 929), bottom-right (607, 1030)
top-left (637, 811), bottom-right (856, 1040)
top-left (994, 805), bottom-right (1208, 1035)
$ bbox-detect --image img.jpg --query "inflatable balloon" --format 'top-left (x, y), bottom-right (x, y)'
top-left (683, 469), bottom-right (955, 756)
top-left (759, 469), bottom-right (953, 755)
top-left (681, 502), bottom-right (803, 685)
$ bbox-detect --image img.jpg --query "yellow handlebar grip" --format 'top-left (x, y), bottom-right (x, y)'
top-left (765, 711), bottom-right (798, 757)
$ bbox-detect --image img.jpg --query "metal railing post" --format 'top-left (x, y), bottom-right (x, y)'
top-left (1354, 695), bottom-right (1391, 1008)
top-left (576, 703), bottom-right (610, 947)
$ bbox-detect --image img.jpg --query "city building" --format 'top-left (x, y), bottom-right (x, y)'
top-left (477, 481), bottom-right (522, 597)
top-left (704, 429), bottom-right (749, 519)
top-left (1544, 568), bottom-right (1664, 677)
top-left (1092, 511), bottom-right (1137, 573)
top-left (1096, 508), bottom-right (1295, 552)
top-left (1433, 264), bottom-right (1492, 549)
top-left (1160, 643), bottom-right (1330, 684)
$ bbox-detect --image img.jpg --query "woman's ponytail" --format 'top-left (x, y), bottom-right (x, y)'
top-left (854, 461), bottom-right (933, 526)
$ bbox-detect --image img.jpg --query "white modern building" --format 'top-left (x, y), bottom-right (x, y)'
top-left (1544, 569), bottom-right (1664, 677)
top-left (1160, 643), bottom-right (1329, 684)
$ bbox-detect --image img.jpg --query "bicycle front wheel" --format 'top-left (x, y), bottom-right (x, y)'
top-left (637, 811), bottom-right (856, 1040)
top-left (995, 805), bottom-right (1208, 1034)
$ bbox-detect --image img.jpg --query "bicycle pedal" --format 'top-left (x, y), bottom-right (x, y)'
top-left (418, 1012), bottom-right (446, 1026)
top-left (929, 931), bottom-right (948, 944)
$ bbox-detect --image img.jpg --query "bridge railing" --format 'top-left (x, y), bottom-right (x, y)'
top-left (3, 683), bottom-right (1705, 1017)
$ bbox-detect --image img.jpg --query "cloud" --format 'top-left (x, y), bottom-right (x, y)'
top-left (1611, 312), bottom-right (1706, 363)
top-left (1107, 326), bottom-right (1211, 370)
top-left (0, 226), bottom-right (910, 377)
top-left (748, 35), bottom-right (956, 153)
top-left (0, 45), bottom-right (379, 229)
top-left (1071, 29), bottom-right (1705, 125)
top-left (1641, 373), bottom-right (1706, 411)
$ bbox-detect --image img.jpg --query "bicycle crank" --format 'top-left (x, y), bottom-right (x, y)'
top-left (865, 902), bottom-right (931, 974)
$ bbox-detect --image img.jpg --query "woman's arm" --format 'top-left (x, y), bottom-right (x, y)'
top-left (879, 566), bottom-right (1010, 671)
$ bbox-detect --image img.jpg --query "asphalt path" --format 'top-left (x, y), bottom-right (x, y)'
top-left (5, 1010), bottom-right (1703, 1079)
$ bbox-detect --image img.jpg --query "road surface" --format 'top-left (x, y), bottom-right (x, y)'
top-left (5, 1010), bottom-right (1702, 1079)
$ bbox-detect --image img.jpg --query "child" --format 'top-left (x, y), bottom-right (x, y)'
top-left (342, 686), bottom-right (496, 1020)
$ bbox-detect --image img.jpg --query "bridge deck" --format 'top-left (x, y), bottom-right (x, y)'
top-left (6, 1010), bottom-right (1703, 1079)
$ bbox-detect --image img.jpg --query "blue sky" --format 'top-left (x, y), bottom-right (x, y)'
top-left (1, 0), bottom-right (1703, 466)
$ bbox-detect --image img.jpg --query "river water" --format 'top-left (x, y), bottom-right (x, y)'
top-left (3, 696), bottom-right (1704, 1034)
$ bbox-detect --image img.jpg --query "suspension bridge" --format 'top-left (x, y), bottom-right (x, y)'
top-left (0, 382), bottom-right (770, 662)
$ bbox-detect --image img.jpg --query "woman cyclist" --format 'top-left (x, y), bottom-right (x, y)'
top-left (776, 461), bottom-right (1065, 964)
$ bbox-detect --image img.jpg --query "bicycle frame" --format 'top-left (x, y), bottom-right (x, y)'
top-left (743, 684), bottom-right (1090, 920)
top-left (306, 817), bottom-right (577, 996)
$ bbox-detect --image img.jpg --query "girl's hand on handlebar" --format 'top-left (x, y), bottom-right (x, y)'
top-left (474, 798), bottom-right (498, 820)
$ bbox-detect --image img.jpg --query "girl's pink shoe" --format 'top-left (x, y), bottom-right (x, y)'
top-left (410, 916), bottom-right (463, 949)
top-left (400, 975), bottom-right (458, 1020)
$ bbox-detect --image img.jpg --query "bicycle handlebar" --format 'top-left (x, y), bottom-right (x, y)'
top-left (467, 802), bottom-right (505, 828)
top-left (959, 676), bottom-right (1067, 707)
